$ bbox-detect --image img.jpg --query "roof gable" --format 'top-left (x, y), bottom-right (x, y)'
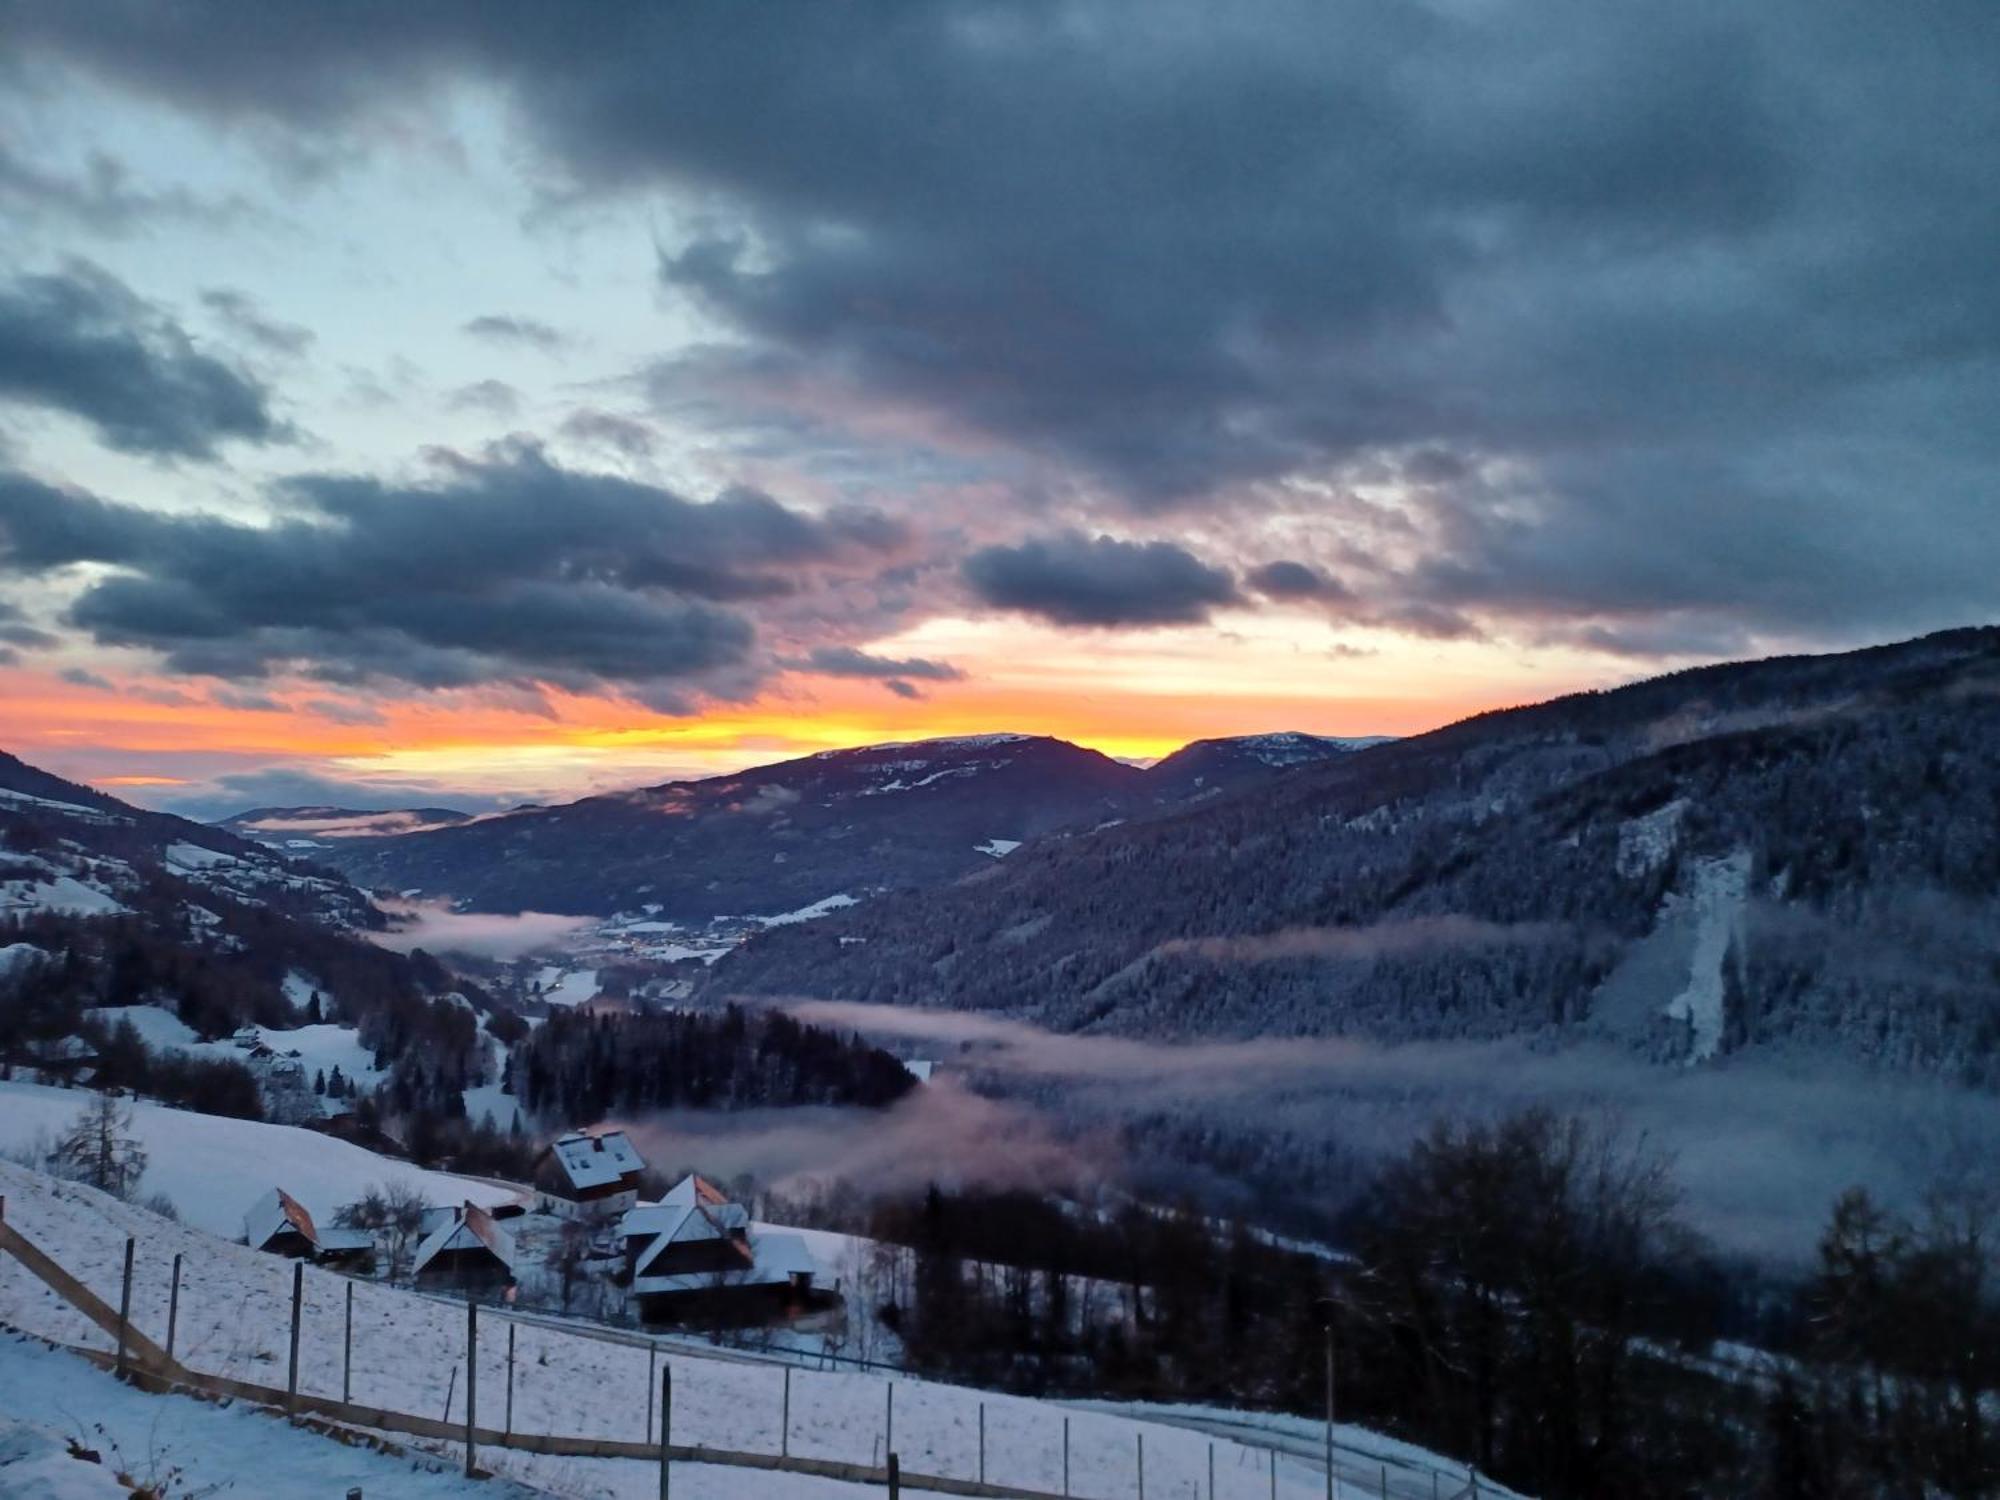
top-left (411, 1201), bottom-right (516, 1274)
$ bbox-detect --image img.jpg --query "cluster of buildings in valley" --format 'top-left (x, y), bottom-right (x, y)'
top-left (242, 1126), bottom-right (839, 1328)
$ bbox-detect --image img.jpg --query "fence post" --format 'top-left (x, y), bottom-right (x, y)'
top-left (166, 1252), bottom-right (181, 1365)
top-left (464, 1293), bottom-right (477, 1479)
top-left (1381, 1464), bottom-right (1389, 1499)
top-left (115, 1237), bottom-right (134, 1378)
top-left (888, 1450), bottom-right (900, 1499)
top-left (781, 1366), bottom-right (791, 1459)
top-left (647, 1346), bottom-right (657, 1444)
top-left (1272, 1447), bottom-right (1279, 1500)
top-left (657, 1362), bottom-right (672, 1500)
top-left (342, 1279), bottom-right (354, 1403)
top-left (979, 1400), bottom-right (986, 1484)
top-left (505, 1322), bottom-right (516, 1442)
top-left (886, 1381), bottom-right (894, 1467)
top-left (1063, 1415), bottom-right (1070, 1498)
top-left (1137, 1431), bottom-right (1145, 1500)
top-left (1210, 1441), bottom-right (1216, 1500)
top-left (286, 1260), bottom-right (303, 1416)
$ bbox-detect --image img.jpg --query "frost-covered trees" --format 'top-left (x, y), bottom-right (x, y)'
top-left (48, 1092), bottom-right (147, 1199)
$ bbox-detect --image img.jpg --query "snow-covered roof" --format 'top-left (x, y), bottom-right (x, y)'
top-left (543, 1129), bottom-right (645, 1192)
top-left (631, 1200), bottom-right (751, 1276)
top-left (243, 1187), bottom-right (317, 1250)
top-left (314, 1227), bottom-right (375, 1253)
top-left (631, 1227), bottom-right (826, 1296)
top-left (659, 1171), bottom-right (728, 1209)
top-left (411, 1201), bottom-right (515, 1274)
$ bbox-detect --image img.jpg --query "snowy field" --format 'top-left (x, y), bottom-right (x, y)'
top-left (0, 1080), bottom-right (512, 1237)
top-left (0, 1150), bottom-right (1496, 1499)
top-left (0, 1333), bottom-right (542, 1500)
top-left (85, 1001), bottom-right (388, 1092)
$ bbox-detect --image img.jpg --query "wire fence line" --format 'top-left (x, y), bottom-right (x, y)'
top-left (0, 1201), bottom-right (1433, 1500)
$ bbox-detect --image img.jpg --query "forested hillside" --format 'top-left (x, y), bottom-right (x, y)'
top-left (715, 627), bottom-right (2000, 1086)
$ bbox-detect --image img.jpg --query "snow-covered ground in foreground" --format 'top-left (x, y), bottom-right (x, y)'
top-left (0, 1334), bottom-right (540, 1500)
top-left (0, 1080), bottom-right (511, 1237)
top-left (0, 1156), bottom-right (1492, 1500)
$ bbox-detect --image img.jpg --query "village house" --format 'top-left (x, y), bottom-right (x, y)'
top-left (531, 1128), bottom-right (646, 1220)
top-left (242, 1187), bottom-right (375, 1266)
top-left (618, 1173), bottom-right (834, 1325)
top-left (410, 1201), bottom-right (516, 1291)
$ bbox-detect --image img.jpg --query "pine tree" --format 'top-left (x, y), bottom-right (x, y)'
top-left (313, 1068), bottom-right (326, 1095)
top-left (304, 990), bottom-right (324, 1024)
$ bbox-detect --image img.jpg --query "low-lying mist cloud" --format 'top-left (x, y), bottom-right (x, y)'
top-left (781, 1000), bottom-right (2000, 1264)
top-left (367, 899), bottom-right (592, 960)
top-left (611, 1078), bottom-right (1109, 1200)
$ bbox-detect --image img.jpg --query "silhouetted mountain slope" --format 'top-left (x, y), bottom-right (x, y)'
top-left (0, 751), bottom-right (471, 1046)
top-left (712, 627), bottom-right (2000, 1085)
top-left (323, 734), bottom-right (1143, 917)
top-left (312, 730), bottom-right (1382, 918)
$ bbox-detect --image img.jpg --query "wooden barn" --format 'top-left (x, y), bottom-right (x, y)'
top-left (410, 1201), bottom-right (516, 1291)
top-left (242, 1187), bottom-right (374, 1266)
top-left (619, 1173), bottom-right (835, 1325)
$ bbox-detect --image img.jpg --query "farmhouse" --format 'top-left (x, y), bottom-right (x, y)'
top-left (532, 1128), bottom-right (646, 1220)
top-left (242, 1187), bottom-right (374, 1265)
top-left (619, 1173), bottom-right (835, 1324)
top-left (410, 1201), bottom-right (516, 1290)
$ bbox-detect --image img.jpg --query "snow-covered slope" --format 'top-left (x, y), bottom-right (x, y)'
top-left (0, 1155), bottom-right (1500, 1500)
top-left (0, 1080), bottom-right (508, 1236)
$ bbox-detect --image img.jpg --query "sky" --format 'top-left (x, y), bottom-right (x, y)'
top-left (0, 1), bottom-right (1994, 819)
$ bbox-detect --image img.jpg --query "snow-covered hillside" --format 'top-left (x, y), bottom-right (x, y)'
top-left (0, 1080), bottom-right (510, 1237)
top-left (0, 1138), bottom-right (1501, 1499)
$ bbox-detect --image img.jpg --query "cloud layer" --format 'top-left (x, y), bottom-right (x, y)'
top-left (0, 446), bottom-right (912, 702)
top-left (0, 261), bottom-right (282, 458)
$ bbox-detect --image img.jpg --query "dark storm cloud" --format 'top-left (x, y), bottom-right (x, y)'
top-left (791, 645), bottom-right (963, 682)
top-left (9, 2), bottom-right (2000, 648)
top-left (463, 314), bottom-right (567, 353)
top-left (1246, 560), bottom-right (1350, 603)
top-left (0, 449), bottom-right (909, 698)
top-left (0, 260), bottom-right (285, 459)
top-left (964, 531), bottom-right (1241, 628)
top-left (786, 644), bottom-right (964, 703)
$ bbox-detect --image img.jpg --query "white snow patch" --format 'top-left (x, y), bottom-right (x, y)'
top-left (539, 968), bottom-right (600, 1007)
top-left (1617, 799), bottom-right (1688, 878)
top-left (163, 841), bottom-right (241, 872)
top-left (755, 893), bottom-right (859, 927)
top-left (1659, 851), bottom-right (1750, 1062)
top-left (0, 875), bottom-right (129, 917)
top-left (974, 838), bottom-right (1022, 859)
